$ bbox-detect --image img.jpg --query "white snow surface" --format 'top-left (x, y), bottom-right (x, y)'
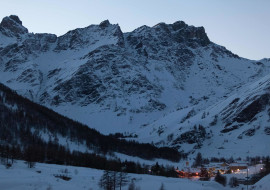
top-left (0, 160), bottom-right (230, 190)
top-left (253, 174), bottom-right (270, 190)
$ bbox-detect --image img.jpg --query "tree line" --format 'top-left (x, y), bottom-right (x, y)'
top-left (0, 142), bottom-right (178, 178)
top-left (0, 83), bottom-right (183, 162)
top-left (0, 83), bottom-right (181, 178)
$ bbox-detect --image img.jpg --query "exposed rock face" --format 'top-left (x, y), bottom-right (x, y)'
top-left (55, 21), bottom-right (123, 51)
top-left (99, 20), bottom-right (111, 28)
top-left (234, 94), bottom-right (270, 123)
top-left (0, 15), bottom-right (28, 37)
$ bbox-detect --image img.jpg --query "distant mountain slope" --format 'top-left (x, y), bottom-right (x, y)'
top-left (140, 72), bottom-right (270, 158)
top-left (0, 15), bottom-right (269, 158)
top-left (0, 82), bottom-right (180, 162)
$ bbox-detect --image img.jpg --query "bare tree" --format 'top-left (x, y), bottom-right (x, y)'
top-left (99, 170), bottom-right (129, 190)
top-left (99, 170), bottom-right (114, 190)
top-left (117, 171), bottom-right (129, 190)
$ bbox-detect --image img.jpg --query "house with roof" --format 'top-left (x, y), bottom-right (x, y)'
top-left (229, 163), bottom-right (248, 172)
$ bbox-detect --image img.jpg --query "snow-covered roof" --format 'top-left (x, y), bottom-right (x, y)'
top-left (229, 163), bottom-right (248, 167)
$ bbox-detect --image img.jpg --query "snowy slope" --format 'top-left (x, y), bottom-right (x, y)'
top-left (138, 72), bottom-right (270, 158)
top-left (252, 173), bottom-right (270, 190)
top-left (0, 82), bottom-right (182, 163)
top-left (0, 160), bottom-right (229, 190)
top-left (0, 15), bottom-right (270, 158)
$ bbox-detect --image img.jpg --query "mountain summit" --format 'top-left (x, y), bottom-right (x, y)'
top-left (0, 15), bottom-right (28, 37)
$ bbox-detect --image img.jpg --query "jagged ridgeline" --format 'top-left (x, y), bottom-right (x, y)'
top-left (0, 83), bottom-right (182, 162)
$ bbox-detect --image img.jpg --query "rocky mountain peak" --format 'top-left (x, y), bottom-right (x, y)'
top-left (128, 20), bottom-right (211, 49)
top-left (192, 26), bottom-right (210, 46)
top-left (99, 19), bottom-right (111, 28)
top-left (171, 21), bottom-right (187, 31)
top-left (7, 15), bottom-right (22, 25)
top-left (55, 20), bottom-right (124, 50)
top-left (0, 15), bottom-right (28, 37)
top-left (169, 21), bottom-right (210, 46)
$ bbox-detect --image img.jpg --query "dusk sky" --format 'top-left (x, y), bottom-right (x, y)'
top-left (0, 0), bottom-right (269, 60)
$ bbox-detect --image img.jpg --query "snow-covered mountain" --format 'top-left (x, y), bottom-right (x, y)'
top-left (0, 15), bottom-right (269, 158)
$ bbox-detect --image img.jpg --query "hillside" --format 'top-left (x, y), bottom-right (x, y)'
top-left (0, 82), bottom-right (181, 164)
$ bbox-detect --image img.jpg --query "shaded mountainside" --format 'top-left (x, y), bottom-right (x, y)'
top-left (0, 83), bottom-right (181, 162)
top-left (0, 15), bottom-right (270, 158)
top-left (147, 73), bottom-right (270, 158)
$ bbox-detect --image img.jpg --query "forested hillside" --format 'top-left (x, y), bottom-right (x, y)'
top-left (0, 83), bottom-right (182, 169)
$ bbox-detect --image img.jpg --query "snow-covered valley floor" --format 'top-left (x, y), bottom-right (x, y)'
top-left (1, 160), bottom-right (270, 190)
top-left (0, 160), bottom-right (225, 190)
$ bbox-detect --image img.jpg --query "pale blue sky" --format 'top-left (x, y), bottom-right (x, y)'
top-left (0, 0), bottom-right (269, 60)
